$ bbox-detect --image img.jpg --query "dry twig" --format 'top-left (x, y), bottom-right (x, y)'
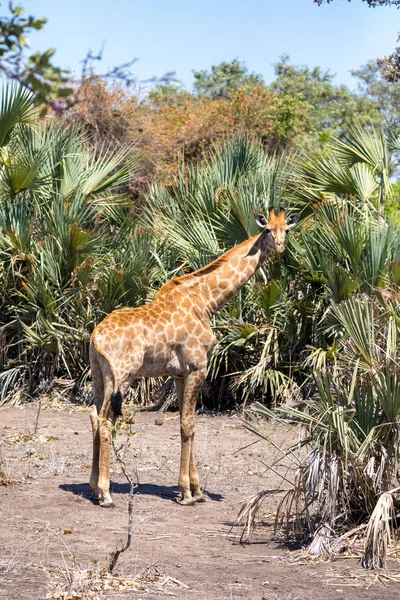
top-left (109, 424), bottom-right (138, 574)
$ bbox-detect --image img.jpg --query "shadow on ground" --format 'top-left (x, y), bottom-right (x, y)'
top-left (59, 482), bottom-right (224, 503)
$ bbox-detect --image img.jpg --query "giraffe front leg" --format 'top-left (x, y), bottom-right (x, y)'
top-left (177, 370), bottom-right (205, 505)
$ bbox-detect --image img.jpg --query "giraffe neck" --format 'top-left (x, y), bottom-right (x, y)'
top-left (183, 231), bottom-right (274, 318)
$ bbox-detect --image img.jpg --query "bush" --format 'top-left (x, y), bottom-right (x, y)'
top-left (68, 79), bottom-right (309, 200)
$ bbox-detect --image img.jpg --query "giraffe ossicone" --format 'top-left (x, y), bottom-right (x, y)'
top-left (89, 206), bottom-right (300, 507)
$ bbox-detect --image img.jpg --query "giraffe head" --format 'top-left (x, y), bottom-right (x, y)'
top-left (253, 206), bottom-right (300, 254)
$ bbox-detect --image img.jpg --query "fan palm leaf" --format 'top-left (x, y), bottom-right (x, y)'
top-left (0, 85), bottom-right (35, 148)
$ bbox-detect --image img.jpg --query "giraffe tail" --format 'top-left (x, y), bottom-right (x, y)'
top-left (111, 390), bottom-right (123, 417)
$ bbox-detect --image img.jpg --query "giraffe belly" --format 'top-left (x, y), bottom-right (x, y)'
top-left (136, 350), bottom-right (184, 378)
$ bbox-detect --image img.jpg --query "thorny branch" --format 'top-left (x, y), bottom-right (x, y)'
top-left (108, 423), bottom-right (137, 574)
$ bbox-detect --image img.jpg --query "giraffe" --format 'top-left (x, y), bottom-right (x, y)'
top-left (88, 206), bottom-right (300, 507)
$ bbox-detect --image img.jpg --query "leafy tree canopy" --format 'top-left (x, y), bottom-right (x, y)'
top-left (0, 2), bottom-right (72, 109)
top-left (270, 55), bottom-right (382, 145)
top-left (352, 61), bottom-right (400, 127)
top-left (192, 58), bottom-right (264, 98)
top-left (147, 81), bottom-right (190, 106)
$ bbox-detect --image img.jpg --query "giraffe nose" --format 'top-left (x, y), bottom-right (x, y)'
top-left (276, 242), bottom-right (285, 254)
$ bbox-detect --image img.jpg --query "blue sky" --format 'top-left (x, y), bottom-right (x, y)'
top-left (24, 0), bottom-right (400, 91)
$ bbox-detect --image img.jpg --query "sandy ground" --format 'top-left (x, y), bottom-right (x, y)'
top-left (0, 404), bottom-right (399, 600)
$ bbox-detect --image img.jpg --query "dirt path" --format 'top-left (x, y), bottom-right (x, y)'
top-left (0, 405), bottom-right (398, 599)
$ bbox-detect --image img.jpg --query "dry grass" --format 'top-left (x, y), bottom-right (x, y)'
top-left (0, 469), bottom-right (17, 486)
top-left (46, 562), bottom-right (168, 599)
top-left (235, 434), bottom-right (400, 570)
top-left (236, 489), bottom-right (285, 544)
top-left (362, 489), bottom-right (400, 569)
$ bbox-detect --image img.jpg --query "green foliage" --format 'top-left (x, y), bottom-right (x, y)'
top-left (0, 84), bottom-right (146, 401)
top-left (0, 3), bottom-right (71, 108)
top-left (2, 82), bottom-right (400, 564)
top-left (270, 56), bottom-right (382, 147)
top-left (193, 59), bottom-right (264, 99)
top-left (1, 90), bottom-right (398, 417)
top-left (352, 61), bottom-right (400, 129)
top-left (230, 122), bottom-right (400, 563)
top-left (243, 292), bottom-right (400, 559)
top-left (147, 82), bottom-right (190, 106)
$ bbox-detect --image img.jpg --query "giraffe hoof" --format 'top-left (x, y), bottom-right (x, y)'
top-left (193, 494), bottom-right (206, 503)
top-left (178, 497), bottom-right (196, 506)
top-left (100, 501), bottom-right (116, 509)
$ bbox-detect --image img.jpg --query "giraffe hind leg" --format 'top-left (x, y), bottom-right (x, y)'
top-left (97, 411), bottom-right (115, 508)
top-left (89, 346), bottom-right (104, 500)
top-left (96, 372), bottom-right (120, 508)
top-left (97, 390), bottom-right (125, 508)
top-left (190, 435), bottom-right (205, 503)
top-left (90, 348), bottom-right (118, 507)
top-left (89, 405), bottom-right (100, 500)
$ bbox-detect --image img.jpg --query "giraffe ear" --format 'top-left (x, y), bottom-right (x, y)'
top-left (252, 210), bottom-right (269, 229)
top-left (286, 213), bottom-right (300, 229)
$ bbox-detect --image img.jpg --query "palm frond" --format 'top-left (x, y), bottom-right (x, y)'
top-left (0, 85), bottom-right (35, 147)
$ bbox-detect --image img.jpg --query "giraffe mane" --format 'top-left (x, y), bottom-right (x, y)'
top-left (175, 235), bottom-right (260, 284)
top-left (155, 256), bottom-right (231, 296)
top-left (179, 256), bottom-right (228, 280)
